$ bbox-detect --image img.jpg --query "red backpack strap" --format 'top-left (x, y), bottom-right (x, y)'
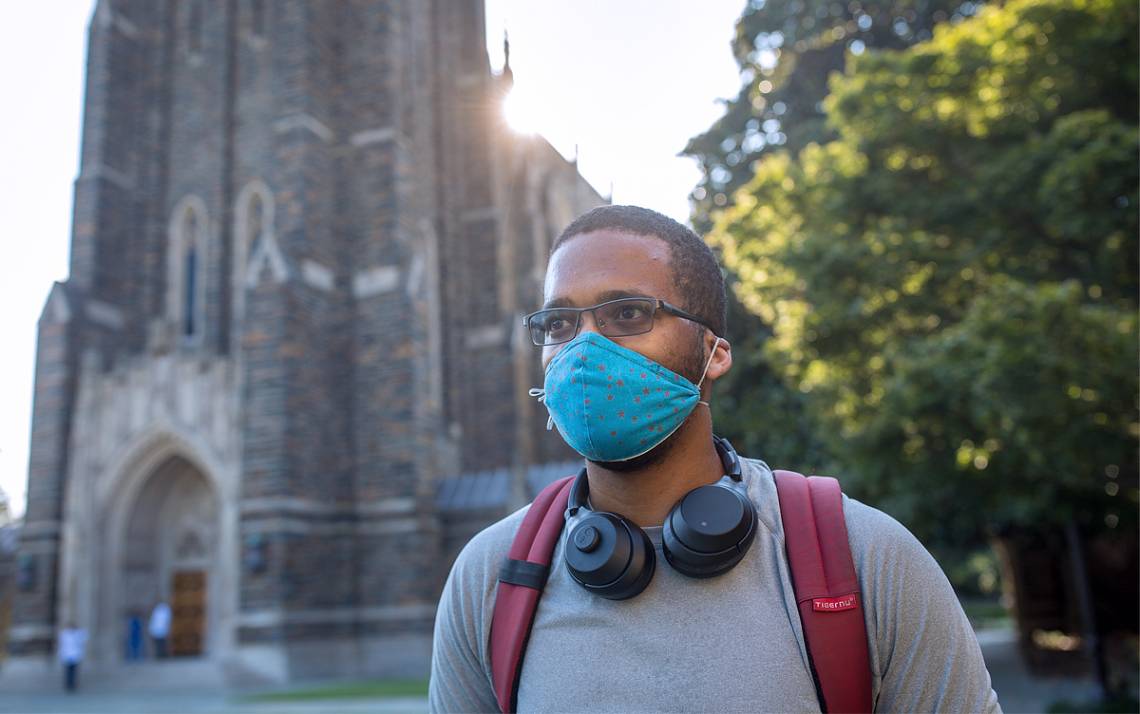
top-left (489, 475), bottom-right (575, 713)
top-left (774, 470), bottom-right (872, 714)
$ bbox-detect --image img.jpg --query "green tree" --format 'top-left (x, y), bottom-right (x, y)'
top-left (709, 0), bottom-right (1138, 544)
top-left (693, 0), bottom-right (981, 472)
top-left (711, 290), bottom-right (830, 474)
top-left (861, 279), bottom-right (1137, 543)
top-left (685, 0), bottom-right (979, 229)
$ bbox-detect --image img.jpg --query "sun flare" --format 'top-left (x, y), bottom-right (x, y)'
top-left (503, 89), bottom-right (539, 134)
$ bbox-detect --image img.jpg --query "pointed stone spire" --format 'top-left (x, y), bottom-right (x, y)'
top-left (502, 29), bottom-right (514, 87)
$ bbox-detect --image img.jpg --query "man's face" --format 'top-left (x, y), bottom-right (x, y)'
top-left (541, 229), bottom-right (704, 381)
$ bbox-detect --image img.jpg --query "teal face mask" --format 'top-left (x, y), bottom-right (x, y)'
top-left (531, 332), bottom-right (720, 462)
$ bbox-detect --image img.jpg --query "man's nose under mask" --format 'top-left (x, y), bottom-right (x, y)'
top-left (529, 332), bottom-right (720, 462)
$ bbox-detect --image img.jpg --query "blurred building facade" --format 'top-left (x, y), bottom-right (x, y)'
top-left (8, 0), bottom-right (601, 683)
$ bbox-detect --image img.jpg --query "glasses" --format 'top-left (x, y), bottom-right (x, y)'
top-left (523, 297), bottom-right (714, 347)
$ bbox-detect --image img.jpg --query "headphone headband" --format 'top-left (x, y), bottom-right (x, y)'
top-left (567, 467), bottom-right (590, 513)
top-left (714, 436), bottom-right (743, 481)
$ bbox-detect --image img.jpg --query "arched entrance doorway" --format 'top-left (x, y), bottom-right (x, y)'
top-left (121, 456), bottom-right (218, 658)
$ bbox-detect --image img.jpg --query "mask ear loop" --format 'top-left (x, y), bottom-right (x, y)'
top-left (528, 388), bottom-right (555, 430)
top-left (529, 342), bottom-right (567, 431)
top-left (695, 337), bottom-right (724, 408)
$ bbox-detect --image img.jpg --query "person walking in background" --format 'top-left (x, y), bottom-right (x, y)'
top-left (57, 623), bottom-right (87, 692)
top-left (126, 610), bottom-right (144, 661)
top-left (149, 600), bottom-right (171, 658)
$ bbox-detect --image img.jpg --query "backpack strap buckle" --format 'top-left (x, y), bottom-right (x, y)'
top-left (498, 559), bottom-right (550, 591)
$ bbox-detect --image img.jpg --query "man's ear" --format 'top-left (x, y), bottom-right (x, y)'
top-left (703, 333), bottom-right (732, 384)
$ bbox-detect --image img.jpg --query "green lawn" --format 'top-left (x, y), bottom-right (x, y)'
top-left (243, 679), bottom-right (429, 701)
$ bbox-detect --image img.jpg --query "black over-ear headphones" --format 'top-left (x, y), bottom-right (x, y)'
top-left (562, 436), bottom-right (757, 600)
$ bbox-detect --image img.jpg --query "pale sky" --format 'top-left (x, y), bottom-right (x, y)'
top-left (0, 0), bottom-right (744, 519)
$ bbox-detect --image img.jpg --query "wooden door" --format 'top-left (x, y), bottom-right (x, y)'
top-left (169, 570), bottom-right (206, 656)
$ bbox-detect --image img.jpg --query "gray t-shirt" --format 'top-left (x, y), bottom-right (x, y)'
top-left (430, 457), bottom-right (1001, 713)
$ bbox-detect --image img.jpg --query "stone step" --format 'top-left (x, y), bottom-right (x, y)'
top-left (96, 659), bottom-right (229, 691)
top-left (0, 657), bottom-right (232, 693)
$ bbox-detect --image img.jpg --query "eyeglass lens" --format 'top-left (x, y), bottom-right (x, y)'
top-left (529, 298), bottom-right (657, 345)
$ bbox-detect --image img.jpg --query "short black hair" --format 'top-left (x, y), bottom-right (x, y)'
top-left (551, 205), bottom-right (727, 337)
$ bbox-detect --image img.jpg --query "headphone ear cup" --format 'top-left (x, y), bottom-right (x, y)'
top-left (662, 484), bottom-right (756, 579)
top-left (564, 512), bottom-right (656, 600)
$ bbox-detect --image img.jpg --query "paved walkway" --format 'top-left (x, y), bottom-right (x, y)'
top-left (979, 627), bottom-right (1102, 713)
top-left (0, 690), bottom-right (428, 714)
top-left (0, 628), bottom-right (1103, 713)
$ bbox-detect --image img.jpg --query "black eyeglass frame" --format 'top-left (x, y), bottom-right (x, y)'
top-left (522, 297), bottom-right (718, 347)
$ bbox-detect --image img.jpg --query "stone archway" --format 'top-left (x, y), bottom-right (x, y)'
top-left (120, 456), bottom-right (219, 658)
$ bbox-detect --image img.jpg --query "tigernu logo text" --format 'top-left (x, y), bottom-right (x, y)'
top-left (812, 594), bottom-right (858, 612)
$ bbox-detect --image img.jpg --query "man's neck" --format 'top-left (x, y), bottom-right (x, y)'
top-left (583, 413), bottom-right (725, 527)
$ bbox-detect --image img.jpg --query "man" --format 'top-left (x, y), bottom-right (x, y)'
top-left (430, 205), bottom-right (1000, 712)
top-left (149, 600), bottom-right (171, 658)
top-left (57, 622), bottom-right (87, 693)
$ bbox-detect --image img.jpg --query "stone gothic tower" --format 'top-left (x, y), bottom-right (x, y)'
top-left (8, 0), bottom-right (601, 682)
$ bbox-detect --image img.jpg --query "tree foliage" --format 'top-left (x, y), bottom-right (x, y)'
top-left (685, 0), bottom-right (982, 230)
top-left (711, 288), bottom-right (830, 474)
top-left (696, 0), bottom-right (983, 474)
top-left (709, 0), bottom-right (1138, 544)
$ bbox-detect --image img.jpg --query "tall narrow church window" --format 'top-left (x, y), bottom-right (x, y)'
top-left (183, 249), bottom-right (198, 337)
top-left (169, 197), bottom-right (208, 346)
top-left (182, 208), bottom-right (200, 338)
top-left (232, 181), bottom-right (277, 342)
top-left (187, 0), bottom-right (204, 56)
top-left (249, 0), bottom-right (266, 39)
top-left (246, 194), bottom-right (263, 249)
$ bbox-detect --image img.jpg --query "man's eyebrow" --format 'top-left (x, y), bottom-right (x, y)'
top-left (541, 290), bottom-right (654, 310)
